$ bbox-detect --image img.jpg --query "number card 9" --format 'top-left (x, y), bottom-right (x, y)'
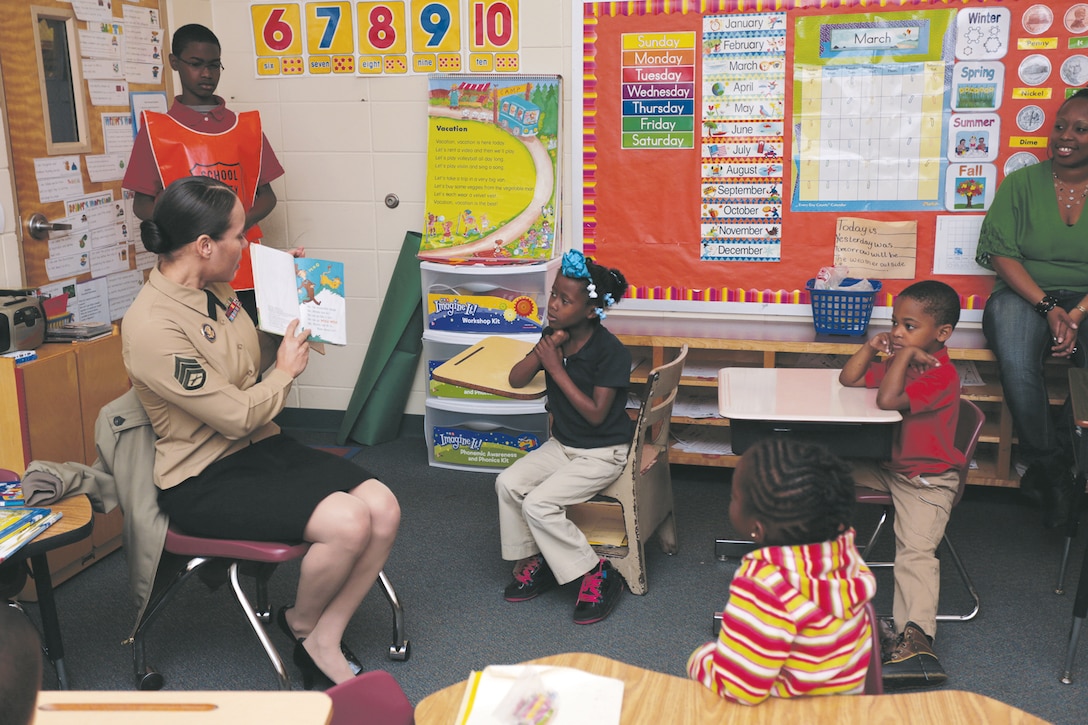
top-left (411, 0), bottom-right (461, 53)
top-left (252, 4), bottom-right (304, 56)
top-left (358, 1), bottom-right (408, 55)
top-left (305, 2), bottom-right (354, 55)
top-left (469, 0), bottom-right (518, 52)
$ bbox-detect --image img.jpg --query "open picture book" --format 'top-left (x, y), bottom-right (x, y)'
top-left (250, 244), bottom-right (347, 346)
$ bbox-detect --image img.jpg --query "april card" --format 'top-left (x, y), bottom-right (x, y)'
top-left (421, 74), bottom-right (562, 264)
top-left (250, 244), bottom-right (347, 346)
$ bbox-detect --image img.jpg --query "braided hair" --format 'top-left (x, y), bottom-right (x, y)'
top-left (738, 437), bottom-right (855, 546)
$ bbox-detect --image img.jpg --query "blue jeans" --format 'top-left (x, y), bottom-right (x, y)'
top-left (982, 287), bottom-right (1088, 468)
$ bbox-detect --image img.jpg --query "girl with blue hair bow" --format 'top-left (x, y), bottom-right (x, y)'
top-left (495, 249), bottom-right (632, 624)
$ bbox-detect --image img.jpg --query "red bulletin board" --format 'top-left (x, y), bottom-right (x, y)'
top-left (579, 0), bottom-right (1086, 309)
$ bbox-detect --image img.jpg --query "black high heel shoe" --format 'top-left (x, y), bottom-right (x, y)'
top-left (276, 605), bottom-right (365, 682)
top-left (292, 639), bottom-right (334, 690)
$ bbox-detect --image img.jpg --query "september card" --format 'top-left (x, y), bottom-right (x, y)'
top-left (250, 244), bottom-right (347, 346)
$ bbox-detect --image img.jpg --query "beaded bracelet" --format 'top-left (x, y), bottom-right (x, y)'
top-left (1035, 295), bottom-right (1059, 316)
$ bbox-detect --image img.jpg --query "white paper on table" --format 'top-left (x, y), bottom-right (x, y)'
top-left (453, 665), bottom-right (623, 725)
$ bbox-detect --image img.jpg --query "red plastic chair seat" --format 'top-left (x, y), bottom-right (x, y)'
top-left (164, 525), bottom-right (310, 562)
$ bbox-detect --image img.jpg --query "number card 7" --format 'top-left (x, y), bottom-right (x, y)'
top-left (305, 2), bottom-right (355, 55)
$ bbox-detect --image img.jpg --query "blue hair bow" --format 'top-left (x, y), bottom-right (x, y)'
top-left (562, 250), bottom-right (591, 280)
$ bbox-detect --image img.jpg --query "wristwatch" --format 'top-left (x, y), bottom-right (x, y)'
top-left (1035, 295), bottom-right (1059, 316)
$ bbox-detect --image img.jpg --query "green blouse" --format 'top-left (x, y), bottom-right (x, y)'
top-left (976, 159), bottom-right (1088, 294)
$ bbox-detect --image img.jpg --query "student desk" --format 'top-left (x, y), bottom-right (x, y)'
top-left (606, 312), bottom-right (1055, 488)
top-left (34, 690), bottom-right (333, 724)
top-left (715, 367), bottom-right (901, 559)
top-left (0, 494), bottom-right (94, 689)
top-left (413, 652), bottom-right (1046, 724)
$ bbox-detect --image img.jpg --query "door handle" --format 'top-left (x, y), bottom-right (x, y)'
top-left (26, 213), bottom-right (73, 240)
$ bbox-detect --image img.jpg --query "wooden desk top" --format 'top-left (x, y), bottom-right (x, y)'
top-left (6, 494), bottom-right (94, 564)
top-left (34, 691), bottom-right (333, 724)
top-left (414, 652), bottom-right (1046, 725)
top-left (718, 367), bottom-right (902, 423)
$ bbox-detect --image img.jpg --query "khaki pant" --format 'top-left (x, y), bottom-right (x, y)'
top-left (851, 462), bottom-right (960, 640)
top-left (496, 438), bottom-right (627, 584)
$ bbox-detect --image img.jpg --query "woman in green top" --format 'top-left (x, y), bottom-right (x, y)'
top-left (976, 89), bottom-right (1088, 528)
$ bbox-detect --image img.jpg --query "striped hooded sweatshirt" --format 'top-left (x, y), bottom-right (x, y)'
top-left (687, 528), bottom-right (877, 705)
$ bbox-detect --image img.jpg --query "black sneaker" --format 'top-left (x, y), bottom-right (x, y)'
top-left (882, 622), bottom-right (948, 689)
top-left (503, 555), bottom-right (557, 602)
top-left (573, 559), bottom-right (623, 625)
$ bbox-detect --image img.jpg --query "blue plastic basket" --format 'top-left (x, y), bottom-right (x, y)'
top-left (806, 278), bottom-right (882, 336)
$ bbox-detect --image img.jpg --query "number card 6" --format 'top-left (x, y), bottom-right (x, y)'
top-left (252, 3), bottom-right (304, 55)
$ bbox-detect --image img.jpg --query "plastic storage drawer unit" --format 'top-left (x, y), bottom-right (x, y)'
top-left (425, 397), bottom-right (549, 472)
top-left (421, 260), bottom-right (558, 335)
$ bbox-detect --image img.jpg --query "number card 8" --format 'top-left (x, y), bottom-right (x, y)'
top-left (252, 3), bottom-right (304, 56)
top-left (305, 2), bottom-right (354, 55)
top-left (358, 1), bottom-right (408, 55)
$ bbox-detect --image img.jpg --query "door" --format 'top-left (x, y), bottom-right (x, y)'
top-left (0, 0), bottom-right (171, 301)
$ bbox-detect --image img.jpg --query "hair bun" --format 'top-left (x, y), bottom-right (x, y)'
top-left (139, 219), bottom-right (168, 254)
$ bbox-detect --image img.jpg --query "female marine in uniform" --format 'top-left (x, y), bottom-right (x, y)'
top-left (122, 175), bottom-right (399, 688)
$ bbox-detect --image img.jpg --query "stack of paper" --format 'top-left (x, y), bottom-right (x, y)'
top-left (45, 321), bottom-right (112, 342)
top-left (454, 665), bottom-right (623, 725)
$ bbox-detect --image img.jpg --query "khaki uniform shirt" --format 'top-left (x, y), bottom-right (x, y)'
top-left (122, 266), bottom-right (293, 490)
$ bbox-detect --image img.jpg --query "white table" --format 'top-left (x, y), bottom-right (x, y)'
top-left (715, 367), bottom-right (902, 559)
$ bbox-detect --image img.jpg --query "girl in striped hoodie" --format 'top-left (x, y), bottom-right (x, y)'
top-left (688, 438), bottom-right (877, 704)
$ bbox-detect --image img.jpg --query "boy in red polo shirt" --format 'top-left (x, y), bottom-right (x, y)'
top-left (123, 23), bottom-right (283, 320)
top-left (839, 280), bottom-right (964, 690)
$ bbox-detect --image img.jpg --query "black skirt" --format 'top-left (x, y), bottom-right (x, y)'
top-left (158, 434), bottom-right (377, 541)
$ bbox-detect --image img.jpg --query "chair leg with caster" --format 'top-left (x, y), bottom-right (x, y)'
top-left (378, 570), bottom-right (410, 661)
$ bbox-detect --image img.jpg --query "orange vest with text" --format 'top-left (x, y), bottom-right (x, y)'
top-left (144, 110), bottom-right (264, 290)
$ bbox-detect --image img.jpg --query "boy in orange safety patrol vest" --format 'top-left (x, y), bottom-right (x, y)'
top-left (123, 23), bottom-right (283, 321)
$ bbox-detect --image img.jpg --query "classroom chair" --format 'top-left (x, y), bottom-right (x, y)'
top-left (568, 345), bottom-right (688, 595)
top-left (855, 397), bottom-right (985, 622)
top-left (131, 526), bottom-right (409, 690)
top-left (863, 600), bottom-right (884, 696)
top-left (1059, 368), bottom-right (1088, 684)
top-left (327, 669), bottom-right (415, 725)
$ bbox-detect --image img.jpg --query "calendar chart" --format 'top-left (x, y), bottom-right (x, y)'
top-left (792, 10), bottom-right (955, 212)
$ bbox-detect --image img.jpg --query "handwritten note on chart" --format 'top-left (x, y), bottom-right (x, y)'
top-left (833, 217), bottom-right (918, 279)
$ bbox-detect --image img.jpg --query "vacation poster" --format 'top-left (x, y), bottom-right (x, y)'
top-left (421, 74), bottom-right (561, 263)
